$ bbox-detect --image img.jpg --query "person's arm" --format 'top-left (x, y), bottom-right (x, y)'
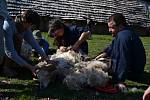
top-left (3, 19), bottom-right (28, 66)
top-left (72, 31), bottom-right (90, 51)
top-left (143, 86), bottom-right (150, 100)
top-left (23, 29), bottom-right (48, 60)
top-left (3, 19), bottom-right (36, 72)
top-left (39, 39), bottom-right (49, 54)
top-left (95, 39), bottom-right (114, 59)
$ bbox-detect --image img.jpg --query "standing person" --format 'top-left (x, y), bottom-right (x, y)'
top-left (2, 9), bottom-right (48, 76)
top-left (95, 13), bottom-right (146, 90)
top-left (49, 19), bottom-right (90, 55)
top-left (0, 0), bottom-right (8, 66)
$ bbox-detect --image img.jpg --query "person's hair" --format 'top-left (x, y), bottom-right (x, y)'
top-left (21, 10), bottom-right (40, 26)
top-left (49, 19), bottom-right (65, 36)
top-left (108, 13), bottom-right (127, 27)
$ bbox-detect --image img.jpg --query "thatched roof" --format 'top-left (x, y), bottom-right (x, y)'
top-left (7, 0), bottom-right (150, 27)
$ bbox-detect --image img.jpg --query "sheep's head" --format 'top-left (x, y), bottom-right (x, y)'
top-left (36, 60), bottom-right (57, 89)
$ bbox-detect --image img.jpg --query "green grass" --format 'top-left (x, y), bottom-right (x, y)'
top-left (0, 34), bottom-right (150, 100)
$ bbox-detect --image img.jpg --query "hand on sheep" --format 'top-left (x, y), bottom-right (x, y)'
top-left (143, 86), bottom-right (150, 100)
top-left (95, 53), bottom-right (107, 60)
top-left (59, 46), bottom-right (76, 52)
top-left (46, 60), bottom-right (58, 67)
top-left (38, 55), bottom-right (49, 62)
top-left (66, 46), bottom-right (73, 51)
top-left (59, 46), bottom-right (67, 52)
top-left (115, 83), bottom-right (128, 93)
top-left (30, 65), bottom-right (41, 78)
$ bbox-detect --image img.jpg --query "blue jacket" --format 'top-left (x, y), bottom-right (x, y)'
top-left (105, 27), bottom-right (146, 83)
top-left (0, 0), bottom-right (8, 61)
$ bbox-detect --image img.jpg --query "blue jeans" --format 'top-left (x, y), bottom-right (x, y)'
top-left (0, 16), bottom-right (4, 64)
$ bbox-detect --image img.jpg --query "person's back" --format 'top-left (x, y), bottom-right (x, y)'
top-left (129, 29), bottom-right (146, 76)
top-left (111, 27), bottom-right (146, 80)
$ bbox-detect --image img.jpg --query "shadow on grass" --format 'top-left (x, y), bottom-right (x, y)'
top-left (0, 67), bottom-right (38, 98)
top-left (37, 81), bottom-right (143, 100)
top-left (127, 71), bottom-right (150, 85)
top-left (0, 81), bottom-right (38, 99)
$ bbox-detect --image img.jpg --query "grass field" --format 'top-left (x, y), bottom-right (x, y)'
top-left (0, 34), bottom-right (150, 100)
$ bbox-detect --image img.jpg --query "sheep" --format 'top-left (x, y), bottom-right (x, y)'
top-left (50, 49), bottom-right (82, 65)
top-left (36, 49), bottom-right (82, 89)
top-left (36, 61), bottom-right (57, 88)
top-left (36, 49), bottom-right (112, 90)
top-left (63, 72), bottom-right (87, 90)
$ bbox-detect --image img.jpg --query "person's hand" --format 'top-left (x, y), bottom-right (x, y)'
top-left (115, 83), bottom-right (128, 93)
top-left (46, 60), bottom-right (58, 66)
top-left (143, 86), bottom-right (150, 100)
top-left (59, 46), bottom-right (67, 52)
top-left (95, 52), bottom-right (107, 60)
top-left (38, 55), bottom-right (49, 62)
top-left (22, 64), bottom-right (38, 77)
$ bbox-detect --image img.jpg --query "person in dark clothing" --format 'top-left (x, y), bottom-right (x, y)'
top-left (49, 19), bottom-right (90, 55)
top-left (95, 13), bottom-right (146, 90)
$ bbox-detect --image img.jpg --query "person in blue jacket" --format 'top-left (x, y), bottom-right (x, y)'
top-left (2, 9), bottom-right (48, 76)
top-left (95, 13), bottom-right (146, 90)
top-left (49, 19), bottom-right (90, 55)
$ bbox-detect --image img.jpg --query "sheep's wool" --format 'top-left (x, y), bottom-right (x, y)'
top-left (50, 50), bottom-right (82, 64)
top-left (36, 50), bottom-right (111, 90)
top-left (64, 60), bottom-right (111, 90)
